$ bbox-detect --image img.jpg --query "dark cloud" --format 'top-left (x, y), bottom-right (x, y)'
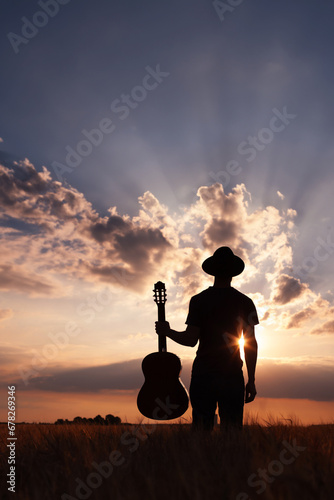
top-left (16, 359), bottom-right (146, 392)
top-left (114, 227), bottom-right (170, 268)
top-left (272, 274), bottom-right (308, 305)
top-left (86, 226), bottom-right (171, 289)
top-left (257, 360), bottom-right (334, 401)
top-left (12, 357), bottom-right (334, 402)
top-left (90, 215), bottom-right (129, 243)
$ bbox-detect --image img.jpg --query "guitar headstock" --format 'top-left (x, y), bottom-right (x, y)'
top-left (153, 281), bottom-right (167, 305)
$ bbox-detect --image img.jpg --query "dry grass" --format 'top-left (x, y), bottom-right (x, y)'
top-left (1, 418), bottom-right (333, 500)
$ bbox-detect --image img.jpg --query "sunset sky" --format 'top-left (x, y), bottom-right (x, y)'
top-left (1, 0), bottom-right (334, 425)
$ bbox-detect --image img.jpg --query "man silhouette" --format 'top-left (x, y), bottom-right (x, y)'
top-left (155, 247), bottom-right (258, 430)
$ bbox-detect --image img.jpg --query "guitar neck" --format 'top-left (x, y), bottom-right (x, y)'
top-left (157, 303), bottom-right (167, 352)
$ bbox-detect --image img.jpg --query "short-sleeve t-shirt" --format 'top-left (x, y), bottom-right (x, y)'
top-left (186, 286), bottom-right (259, 376)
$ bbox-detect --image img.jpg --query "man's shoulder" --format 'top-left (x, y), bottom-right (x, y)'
top-left (230, 287), bottom-right (256, 304)
top-left (230, 287), bottom-right (251, 299)
top-left (190, 288), bottom-right (210, 299)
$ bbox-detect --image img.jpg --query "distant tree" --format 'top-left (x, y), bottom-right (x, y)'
top-left (73, 416), bottom-right (83, 424)
top-left (105, 414), bottom-right (121, 425)
top-left (55, 418), bottom-right (65, 425)
top-left (105, 414), bottom-right (115, 424)
top-left (93, 414), bottom-right (104, 425)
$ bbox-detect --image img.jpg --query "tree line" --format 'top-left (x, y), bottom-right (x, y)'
top-left (55, 414), bottom-right (121, 425)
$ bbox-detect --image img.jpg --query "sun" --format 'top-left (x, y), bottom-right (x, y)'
top-left (239, 336), bottom-right (245, 360)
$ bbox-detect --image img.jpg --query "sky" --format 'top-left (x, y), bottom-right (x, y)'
top-left (0, 0), bottom-right (334, 425)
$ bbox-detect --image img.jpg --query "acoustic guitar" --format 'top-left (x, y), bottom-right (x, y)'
top-left (137, 281), bottom-right (189, 420)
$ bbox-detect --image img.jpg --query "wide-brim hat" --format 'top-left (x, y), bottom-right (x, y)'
top-left (202, 246), bottom-right (245, 277)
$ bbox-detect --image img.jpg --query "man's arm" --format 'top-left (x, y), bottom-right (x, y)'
top-left (155, 321), bottom-right (200, 347)
top-left (243, 325), bottom-right (258, 403)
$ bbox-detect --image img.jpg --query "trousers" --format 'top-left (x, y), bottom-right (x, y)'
top-left (189, 370), bottom-right (245, 430)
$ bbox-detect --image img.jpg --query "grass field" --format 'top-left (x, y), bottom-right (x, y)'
top-left (1, 418), bottom-right (333, 500)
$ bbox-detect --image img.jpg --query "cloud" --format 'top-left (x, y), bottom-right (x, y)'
top-left (114, 227), bottom-right (171, 272)
top-left (310, 320), bottom-right (334, 335)
top-left (286, 297), bottom-right (330, 329)
top-left (89, 215), bottom-right (128, 243)
top-left (1, 159), bottom-right (333, 335)
top-left (16, 359), bottom-right (144, 392)
top-left (271, 274), bottom-right (309, 305)
top-left (13, 357), bottom-right (334, 402)
top-left (0, 308), bottom-right (13, 321)
top-left (277, 191), bottom-right (285, 200)
top-left (195, 183), bottom-right (249, 254)
top-left (0, 160), bottom-right (94, 226)
top-left (0, 160), bottom-right (173, 292)
top-left (287, 308), bottom-right (317, 328)
top-left (257, 359), bottom-right (334, 401)
top-left (0, 264), bottom-right (61, 297)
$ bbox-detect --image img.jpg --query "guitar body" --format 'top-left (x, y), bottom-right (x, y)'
top-left (137, 281), bottom-right (189, 420)
top-left (137, 352), bottom-right (189, 420)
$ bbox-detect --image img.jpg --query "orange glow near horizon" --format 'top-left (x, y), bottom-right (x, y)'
top-left (5, 389), bottom-right (334, 426)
